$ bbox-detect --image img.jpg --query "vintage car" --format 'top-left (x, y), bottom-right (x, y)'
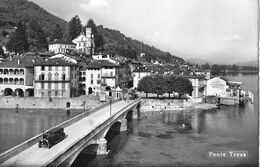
top-left (38, 127), bottom-right (65, 148)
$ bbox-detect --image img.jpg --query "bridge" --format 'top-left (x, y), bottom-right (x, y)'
top-left (0, 98), bottom-right (141, 167)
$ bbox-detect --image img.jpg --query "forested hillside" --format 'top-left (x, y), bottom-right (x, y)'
top-left (0, 0), bottom-right (184, 64)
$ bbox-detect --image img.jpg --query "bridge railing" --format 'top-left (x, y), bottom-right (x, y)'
top-left (46, 98), bottom-right (141, 167)
top-left (0, 98), bottom-right (121, 164)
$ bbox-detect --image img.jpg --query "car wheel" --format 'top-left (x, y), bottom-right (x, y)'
top-left (38, 144), bottom-right (41, 148)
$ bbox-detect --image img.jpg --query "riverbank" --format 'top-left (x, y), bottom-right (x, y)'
top-left (0, 95), bottom-right (101, 110)
top-left (140, 98), bottom-right (218, 111)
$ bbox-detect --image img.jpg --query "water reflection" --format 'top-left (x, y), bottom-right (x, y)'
top-left (84, 102), bottom-right (258, 167)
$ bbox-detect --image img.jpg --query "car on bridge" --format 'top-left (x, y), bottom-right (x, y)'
top-left (38, 127), bottom-right (65, 148)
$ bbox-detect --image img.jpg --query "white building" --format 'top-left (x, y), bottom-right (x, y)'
top-left (79, 60), bottom-right (119, 95)
top-left (72, 28), bottom-right (95, 54)
top-left (34, 54), bottom-right (79, 98)
top-left (48, 40), bottom-right (76, 54)
top-left (206, 77), bottom-right (227, 97)
top-left (0, 55), bottom-right (34, 97)
top-left (133, 68), bottom-right (151, 89)
top-left (92, 54), bottom-right (116, 64)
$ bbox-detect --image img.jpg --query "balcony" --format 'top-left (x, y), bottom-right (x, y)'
top-left (35, 79), bottom-right (70, 82)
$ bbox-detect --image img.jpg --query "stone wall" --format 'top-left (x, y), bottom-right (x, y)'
top-left (140, 98), bottom-right (203, 111)
top-left (0, 96), bottom-right (101, 110)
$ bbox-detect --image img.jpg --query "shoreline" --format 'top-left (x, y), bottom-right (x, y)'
top-left (140, 98), bottom-right (218, 112)
top-left (140, 103), bottom-right (218, 112)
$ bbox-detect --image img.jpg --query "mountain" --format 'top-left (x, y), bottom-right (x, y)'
top-left (0, 0), bottom-right (184, 64)
top-left (0, 0), bottom-right (68, 37)
top-left (186, 58), bottom-right (211, 65)
top-left (236, 60), bottom-right (258, 67)
top-left (97, 26), bottom-right (184, 63)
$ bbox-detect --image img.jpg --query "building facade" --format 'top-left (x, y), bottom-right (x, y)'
top-left (48, 40), bottom-right (76, 54)
top-left (206, 77), bottom-right (227, 97)
top-left (72, 28), bottom-right (95, 55)
top-left (34, 54), bottom-right (79, 98)
top-left (133, 68), bottom-right (151, 89)
top-left (0, 56), bottom-right (34, 97)
top-left (79, 60), bottom-right (119, 95)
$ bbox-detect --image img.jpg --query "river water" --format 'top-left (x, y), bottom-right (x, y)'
top-left (0, 109), bottom-right (82, 153)
top-left (0, 73), bottom-right (258, 167)
top-left (78, 73), bottom-right (258, 167)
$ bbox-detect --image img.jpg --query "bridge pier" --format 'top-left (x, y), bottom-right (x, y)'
top-left (120, 119), bottom-right (127, 132)
top-left (97, 138), bottom-right (108, 155)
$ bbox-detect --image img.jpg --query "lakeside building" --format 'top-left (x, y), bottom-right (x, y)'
top-left (172, 66), bottom-right (206, 97)
top-left (0, 55), bottom-right (35, 97)
top-left (48, 40), bottom-right (76, 54)
top-left (79, 60), bottom-right (119, 95)
top-left (205, 77), bottom-right (227, 96)
top-left (133, 68), bottom-right (151, 89)
top-left (34, 54), bottom-right (79, 98)
top-left (72, 28), bottom-right (95, 55)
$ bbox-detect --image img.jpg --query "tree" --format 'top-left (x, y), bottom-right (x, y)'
top-left (152, 75), bottom-right (167, 98)
top-left (2, 30), bottom-right (9, 37)
top-left (27, 20), bottom-right (48, 51)
top-left (6, 21), bottom-right (28, 53)
top-left (0, 46), bottom-right (4, 58)
top-left (137, 76), bottom-right (153, 98)
top-left (175, 77), bottom-right (193, 97)
top-left (69, 15), bottom-right (82, 40)
top-left (166, 75), bottom-right (178, 97)
top-left (85, 19), bottom-right (104, 52)
top-left (50, 24), bottom-right (63, 41)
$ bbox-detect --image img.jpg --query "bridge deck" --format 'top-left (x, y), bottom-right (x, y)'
top-left (0, 100), bottom-right (138, 167)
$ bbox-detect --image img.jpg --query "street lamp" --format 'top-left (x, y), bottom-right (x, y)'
top-left (109, 97), bottom-right (112, 116)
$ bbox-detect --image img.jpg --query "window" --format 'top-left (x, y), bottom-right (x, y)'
top-left (91, 74), bottom-right (93, 78)
top-left (48, 73), bottom-right (52, 80)
top-left (97, 80), bottom-right (101, 84)
top-left (48, 83), bottom-right (51, 89)
top-left (79, 43), bottom-right (81, 47)
top-left (41, 83), bottom-right (44, 89)
top-left (40, 74), bottom-right (45, 81)
top-left (110, 72), bottom-right (113, 76)
top-left (62, 74), bottom-right (66, 81)
top-left (41, 66), bottom-right (45, 71)
top-left (98, 74), bottom-right (100, 78)
top-left (55, 91), bottom-right (58, 96)
top-left (55, 72), bottom-right (59, 80)
top-left (62, 83), bottom-right (65, 89)
top-left (55, 83), bottom-right (58, 89)
top-left (49, 66), bottom-right (52, 71)
top-left (91, 79), bottom-right (93, 84)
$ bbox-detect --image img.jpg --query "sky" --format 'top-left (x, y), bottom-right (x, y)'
top-left (31, 0), bottom-right (258, 64)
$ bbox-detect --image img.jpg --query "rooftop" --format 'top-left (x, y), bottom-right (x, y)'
top-left (133, 68), bottom-right (151, 73)
top-left (0, 55), bottom-right (36, 68)
top-left (49, 40), bottom-right (76, 45)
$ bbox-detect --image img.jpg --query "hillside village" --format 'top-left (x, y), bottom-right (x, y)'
top-left (0, 26), bottom-right (209, 99)
top-left (0, 0), bottom-right (255, 107)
